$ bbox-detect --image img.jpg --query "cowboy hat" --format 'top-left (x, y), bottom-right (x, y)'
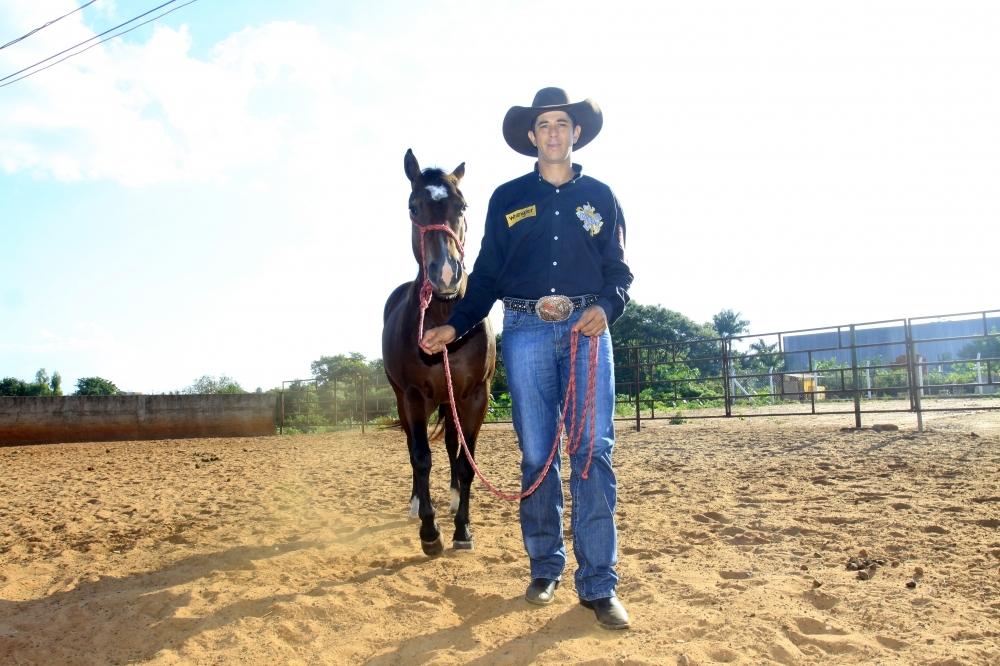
top-left (502, 87), bottom-right (603, 157)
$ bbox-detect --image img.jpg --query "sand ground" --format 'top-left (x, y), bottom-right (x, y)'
top-left (1, 408), bottom-right (998, 664)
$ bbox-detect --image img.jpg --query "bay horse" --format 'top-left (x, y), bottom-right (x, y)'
top-left (382, 149), bottom-right (496, 556)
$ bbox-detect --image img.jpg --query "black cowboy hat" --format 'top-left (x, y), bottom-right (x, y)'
top-left (502, 87), bottom-right (603, 157)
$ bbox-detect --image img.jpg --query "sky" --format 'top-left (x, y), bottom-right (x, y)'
top-left (1, 0), bottom-right (997, 394)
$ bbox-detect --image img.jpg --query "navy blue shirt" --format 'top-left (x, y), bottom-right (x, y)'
top-left (448, 163), bottom-right (633, 337)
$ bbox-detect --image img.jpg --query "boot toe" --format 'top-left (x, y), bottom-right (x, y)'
top-left (580, 596), bottom-right (630, 630)
top-left (525, 578), bottom-right (559, 605)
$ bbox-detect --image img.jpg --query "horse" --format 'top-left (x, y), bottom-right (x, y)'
top-left (382, 149), bottom-right (496, 556)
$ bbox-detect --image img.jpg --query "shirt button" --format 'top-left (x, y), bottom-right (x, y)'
top-left (554, 210), bottom-right (560, 215)
top-left (553, 235), bottom-right (559, 240)
top-left (552, 261), bottom-right (558, 266)
top-left (550, 288), bottom-right (556, 293)
top-left (555, 188), bottom-right (560, 193)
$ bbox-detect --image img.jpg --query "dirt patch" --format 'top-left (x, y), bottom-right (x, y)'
top-left (1, 411), bottom-right (998, 664)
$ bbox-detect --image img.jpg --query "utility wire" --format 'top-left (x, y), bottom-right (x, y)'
top-left (0, 0), bottom-right (188, 86)
top-left (0, 1), bottom-right (100, 51)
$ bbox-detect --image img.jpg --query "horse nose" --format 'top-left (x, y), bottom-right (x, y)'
top-left (429, 257), bottom-right (461, 288)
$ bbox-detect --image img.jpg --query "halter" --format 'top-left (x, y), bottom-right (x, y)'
top-left (412, 219), bottom-right (465, 340)
top-left (412, 218), bottom-right (599, 501)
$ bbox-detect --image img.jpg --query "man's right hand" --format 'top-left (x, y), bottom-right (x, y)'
top-left (420, 325), bottom-right (457, 354)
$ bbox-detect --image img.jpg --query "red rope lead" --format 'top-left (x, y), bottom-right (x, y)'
top-left (414, 219), bottom-right (599, 502)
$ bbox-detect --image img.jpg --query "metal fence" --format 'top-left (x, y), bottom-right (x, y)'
top-left (616, 308), bottom-right (999, 431)
top-left (280, 308), bottom-right (998, 433)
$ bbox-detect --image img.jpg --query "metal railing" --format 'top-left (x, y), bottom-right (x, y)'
top-left (279, 308), bottom-right (998, 433)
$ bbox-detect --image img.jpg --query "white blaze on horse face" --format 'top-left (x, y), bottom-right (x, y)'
top-left (426, 184), bottom-right (448, 201)
top-left (441, 259), bottom-right (454, 286)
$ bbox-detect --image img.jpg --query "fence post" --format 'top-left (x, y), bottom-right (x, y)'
top-left (280, 388), bottom-right (285, 435)
top-left (904, 319), bottom-right (924, 432)
top-left (361, 374), bottom-right (368, 435)
top-left (850, 325), bottom-right (861, 429)
top-left (976, 353), bottom-right (983, 395)
top-left (634, 346), bottom-right (641, 433)
top-left (722, 338), bottom-right (732, 417)
top-left (807, 350), bottom-right (816, 414)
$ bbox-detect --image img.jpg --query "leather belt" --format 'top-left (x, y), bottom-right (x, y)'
top-left (502, 294), bottom-right (599, 322)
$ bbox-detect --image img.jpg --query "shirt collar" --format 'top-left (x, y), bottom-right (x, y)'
top-left (534, 162), bottom-right (583, 186)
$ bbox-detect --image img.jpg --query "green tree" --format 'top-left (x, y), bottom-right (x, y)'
top-left (959, 330), bottom-right (1000, 360)
top-left (612, 303), bottom-right (713, 348)
top-left (75, 377), bottom-right (120, 396)
top-left (711, 309), bottom-right (750, 338)
top-left (182, 375), bottom-right (245, 394)
top-left (309, 353), bottom-right (370, 425)
top-left (33, 369), bottom-right (52, 396)
top-left (492, 331), bottom-right (508, 394)
top-left (311, 353), bottom-right (369, 385)
top-left (0, 377), bottom-right (30, 396)
top-left (0, 369), bottom-right (63, 396)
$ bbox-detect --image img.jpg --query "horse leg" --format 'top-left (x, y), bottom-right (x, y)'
top-left (392, 384), bottom-right (421, 520)
top-left (442, 404), bottom-right (460, 515)
top-left (451, 384), bottom-right (489, 550)
top-left (403, 392), bottom-right (443, 556)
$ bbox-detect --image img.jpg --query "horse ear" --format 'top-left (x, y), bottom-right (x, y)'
top-left (404, 149), bottom-right (422, 185)
top-left (451, 162), bottom-right (465, 183)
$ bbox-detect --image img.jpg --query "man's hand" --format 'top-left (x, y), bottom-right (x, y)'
top-left (572, 305), bottom-right (608, 337)
top-left (420, 325), bottom-right (457, 354)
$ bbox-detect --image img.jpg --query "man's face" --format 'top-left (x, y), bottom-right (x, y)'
top-left (528, 110), bottom-right (582, 165)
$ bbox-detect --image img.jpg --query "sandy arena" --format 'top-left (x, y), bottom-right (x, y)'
top-left (1, 409), bottom-right (998, 665)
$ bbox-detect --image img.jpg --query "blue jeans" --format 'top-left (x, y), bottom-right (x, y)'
top-left (502, 308), bottom-right (619, 601)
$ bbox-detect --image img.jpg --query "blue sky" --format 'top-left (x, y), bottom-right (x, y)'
top-left (1, 0), bottom-right (997, 394)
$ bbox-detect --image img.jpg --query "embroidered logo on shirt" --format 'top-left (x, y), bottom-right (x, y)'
top-left (505, 205), bottom-right (536, 227)
top-left (576, 202), bottom-right (604, 236)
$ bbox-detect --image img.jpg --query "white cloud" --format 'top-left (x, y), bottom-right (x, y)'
top-left (1, 10), bottom-right (357, 187)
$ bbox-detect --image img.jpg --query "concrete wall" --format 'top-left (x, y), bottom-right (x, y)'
top-left (0, 394), bottom-right (277, 445)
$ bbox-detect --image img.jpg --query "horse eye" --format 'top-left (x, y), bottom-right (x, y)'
top-left (408, 204), bottom-right (418, 216)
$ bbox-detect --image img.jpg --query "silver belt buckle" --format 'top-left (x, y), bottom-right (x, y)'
top-left (535, 295), bottom-right (573, 322)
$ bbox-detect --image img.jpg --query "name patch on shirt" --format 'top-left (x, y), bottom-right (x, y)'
top-left (505, 205), bottom-right (536, 227)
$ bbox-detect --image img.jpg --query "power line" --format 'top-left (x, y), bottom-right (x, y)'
top-left (0, 1), bottom-right (100, 51)
top-left (0, 0), bottom-right (194, 87)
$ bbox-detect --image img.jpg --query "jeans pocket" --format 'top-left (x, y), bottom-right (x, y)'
top-left (502, 309), bottom-right (530, 332)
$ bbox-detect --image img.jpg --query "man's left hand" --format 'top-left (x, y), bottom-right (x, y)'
top-left (572, 305), bottom-right (608, 337)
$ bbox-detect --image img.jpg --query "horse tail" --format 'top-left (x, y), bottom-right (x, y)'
top-left (428, 404), bottom-right (447, 441)
top-left (376, 408), bottom-right (446, 437)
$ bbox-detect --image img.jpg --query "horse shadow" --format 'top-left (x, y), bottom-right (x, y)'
top-left (0, 538), bottom-right (323, 663)
top-left (0, 512), bottom-right (462, 664)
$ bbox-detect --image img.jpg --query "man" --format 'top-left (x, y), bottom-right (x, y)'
top-left (420, 87), bottom-right (633, 630)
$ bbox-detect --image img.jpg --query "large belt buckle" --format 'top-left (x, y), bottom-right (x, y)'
top-left (535, 295), bottom-right (573, 322)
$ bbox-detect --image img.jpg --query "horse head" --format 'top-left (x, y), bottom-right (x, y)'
top-left (404, 148), bottom-right (467, 299)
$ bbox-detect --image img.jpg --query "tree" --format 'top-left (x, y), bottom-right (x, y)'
top-left (311, 353), bottom-right (369, 385)
top-left (711, 309), bottom-right (750, 339)
top-left (0, 368), bottom-right (63, 396)
top-left (182, 375), bottom-right (245, 394)
top-left (612, 303), bottom-right (713, 348)
top-left (491, 332), bottom-right (508, 394)
top-left (0, 377), bottom-right (29, 396)
top-left (75, 377), bottom-right (120, 396)
top-left (959, 330), bottom-right (1000, 360)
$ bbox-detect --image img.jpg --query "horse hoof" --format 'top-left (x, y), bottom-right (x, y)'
top-left (452, 539), bottom-right (474, 551)
top-left (421, 536), bottom-right (445, 557)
